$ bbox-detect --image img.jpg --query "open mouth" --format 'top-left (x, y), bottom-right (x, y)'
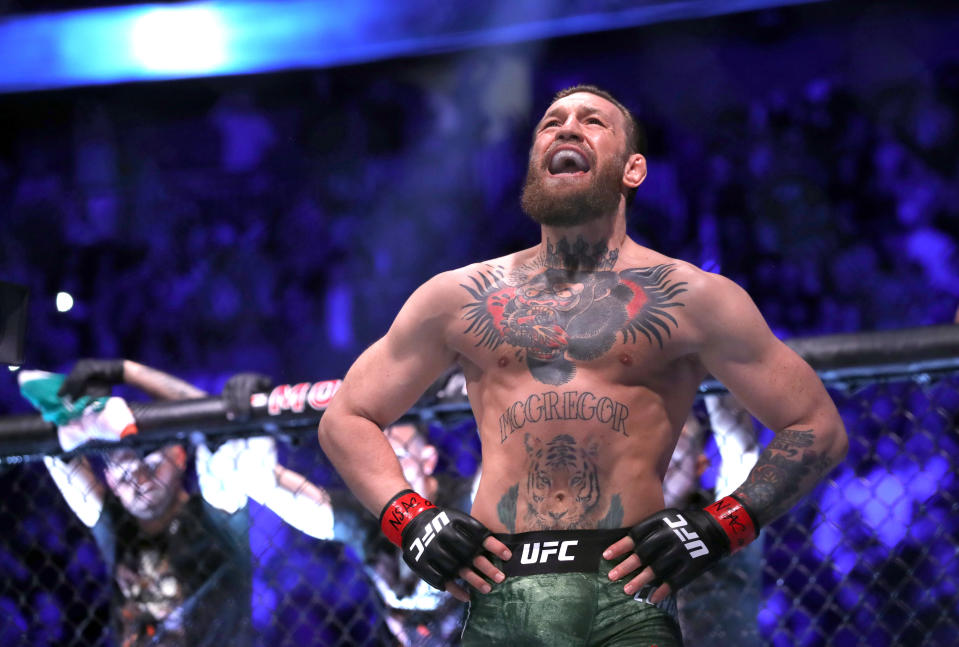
top-left (548, 148), bottom-right (591, 175)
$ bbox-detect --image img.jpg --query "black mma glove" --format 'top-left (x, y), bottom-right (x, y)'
top-left (57, 359), bottom-right (125, 400)
top-left (221, 372), bottom-right (273, 421)
top-left (628, 494), bottom-right (759, 591)
top-left (380, 489), bottom-right (490, 591)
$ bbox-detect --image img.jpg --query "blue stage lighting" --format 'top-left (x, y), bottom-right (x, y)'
top-left (0, 0), bottom-right (826, 93)
top-left (130, 6), bottom-right (227, 74)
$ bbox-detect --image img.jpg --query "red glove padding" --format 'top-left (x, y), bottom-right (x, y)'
top-left (380, 489), bottom-right (490, 591)
top-left (627, 495), bottom-right (759, 591)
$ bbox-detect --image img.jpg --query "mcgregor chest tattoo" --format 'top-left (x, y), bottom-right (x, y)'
top-left (498, 390), bottom-right (629, 443)
top-left (460, 242), bottom-right (688, 385)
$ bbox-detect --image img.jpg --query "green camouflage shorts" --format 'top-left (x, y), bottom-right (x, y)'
top-left (461, 529), bottom-right (682, 647)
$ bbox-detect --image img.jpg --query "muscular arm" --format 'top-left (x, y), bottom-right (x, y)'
top-left (318, 274), bottom-right (509, 600)
top-left (697, 275), bottom-right (848, 527)
top-left (317, 275), bottom-right (459, 515)
top-left (198, 433), bottom-right (336, 538)
top-left (122, 360), bottom-right (206, 400)
top-left (268, 465), bottom-right (334, 539)
top-left (43, 455), bottom-right (106, 527)
top-left (606, 272), bottom-right (846, 602)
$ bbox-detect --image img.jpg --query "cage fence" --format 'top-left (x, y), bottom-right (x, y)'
top-left (0, 326), bottom-right (957, 647)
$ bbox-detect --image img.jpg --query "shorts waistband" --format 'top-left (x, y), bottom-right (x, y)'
top-left (493, 528), bottom-right (629, 577)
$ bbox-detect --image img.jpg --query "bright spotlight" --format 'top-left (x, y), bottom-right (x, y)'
top-left (56, 292), bottom-right (74, 313)
top-left (130, 6), bottom-right (226, 74)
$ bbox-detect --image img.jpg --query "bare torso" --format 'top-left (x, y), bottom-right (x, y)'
top-left (320, 87), bottom-right (845, 595)
top-left (439, 242), bottom-right (710, 533)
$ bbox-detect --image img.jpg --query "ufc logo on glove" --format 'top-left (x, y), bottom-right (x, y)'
top-left (663, 514), bottom-right (709, 559)
top-left (379, 489), bottom-right (492, 591)
top-left (409, 511), bottom-right (451, 562)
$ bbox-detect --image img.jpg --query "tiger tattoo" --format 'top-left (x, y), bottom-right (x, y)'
top-left (523, 434), bottom-right (601, 530)
top-left (494, 433), bottom-right (622, 533)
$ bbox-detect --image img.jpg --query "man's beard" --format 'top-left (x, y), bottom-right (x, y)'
top-left (520, 153), bottom-right (625, 227)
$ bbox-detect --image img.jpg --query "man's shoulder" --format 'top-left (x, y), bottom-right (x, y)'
top-left (621, 250), bottom-right (744, 300)
top-left (679, 265), bottom-right (741, 299)
top-left (667, 266), bottom-right (769, 351)
top-left (444, 250), bottom-right (533, 277)
top-left (620, 252), bottom-right (718, 295)
top-left (420, 252), bottom-right (532, 294)
top-left (618, 252), bottom-right (757, 334)
top-left (680, 268), bottom-right (752, 313)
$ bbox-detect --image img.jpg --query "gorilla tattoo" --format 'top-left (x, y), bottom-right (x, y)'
top-left (461, 263), bottom-right (687, 385)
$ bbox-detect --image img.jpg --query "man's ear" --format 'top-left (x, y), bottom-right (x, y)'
top-left (623, 153), bottom-right (647, 189)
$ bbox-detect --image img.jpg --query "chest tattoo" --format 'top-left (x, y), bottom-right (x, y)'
top-left (497, 389), bottom-right (629, 443)
top-left (461, 260), bottom-right (687, 385)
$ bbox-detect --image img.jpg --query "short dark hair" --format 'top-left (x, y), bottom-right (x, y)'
top-left (550, 84), bottom-right (645, 206)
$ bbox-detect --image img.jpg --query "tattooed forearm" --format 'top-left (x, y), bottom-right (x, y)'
top-left (123, 361), bottom-right (206, 401)
top-left (765, 428), bottom-right (815, 457)
top-left (733, 428), bottom-right (835, 527)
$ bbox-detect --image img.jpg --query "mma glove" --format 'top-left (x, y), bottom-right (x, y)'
top-left (628, 494), bottom-right (759, 591)
top-left (221, 372), bottom-right (273, 421)
top-left (380, 489), bottom-right (490, 591)
top-left (57, 359), bottom-right (125, 400)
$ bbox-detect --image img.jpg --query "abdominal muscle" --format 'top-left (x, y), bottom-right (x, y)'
top-left (453, 326), bottom-right (705, 534)
top-left (468, 396), bottom-right (678, 534)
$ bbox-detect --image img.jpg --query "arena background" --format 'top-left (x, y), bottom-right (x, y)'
top-left (1, 0), bottom-right (957, 645)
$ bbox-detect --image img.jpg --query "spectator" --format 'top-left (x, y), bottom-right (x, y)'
top-left (18, 360), bottom-right (337, 647)
top-left (663, 394), bottom-right (763, 644)
top-left (333, 418), bottom-right (474, 646)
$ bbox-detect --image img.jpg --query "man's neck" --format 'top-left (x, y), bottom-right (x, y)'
top-left (538, 215), bottom-right (628, 272)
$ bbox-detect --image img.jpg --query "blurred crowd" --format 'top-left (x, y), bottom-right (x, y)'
top-left (2, 4), bottom-right (957, 413)
top-left (1, 4), bottom-right (957, 645)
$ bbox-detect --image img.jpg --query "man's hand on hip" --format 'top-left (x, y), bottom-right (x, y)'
top-left (380, 489), bottom-right (511, 602)
top-left (603, 495), bottom-right (759, 603)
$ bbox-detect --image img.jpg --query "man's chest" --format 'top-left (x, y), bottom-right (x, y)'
top-left (450, 262), bottom-right (696, 386)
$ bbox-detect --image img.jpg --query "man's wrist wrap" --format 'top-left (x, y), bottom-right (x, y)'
top-left (379, 489), bottom-right (436, 547)
top-left (704, 494), bottom-right (759, 553)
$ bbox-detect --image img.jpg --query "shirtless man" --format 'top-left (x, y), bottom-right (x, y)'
top-left (318, 85), bottom-right (848, 646)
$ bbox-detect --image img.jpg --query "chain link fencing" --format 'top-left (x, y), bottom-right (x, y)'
top-left (1, 345), bottom-right (957, 646)
top-left (670, 371), bottom-right (959, 647)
